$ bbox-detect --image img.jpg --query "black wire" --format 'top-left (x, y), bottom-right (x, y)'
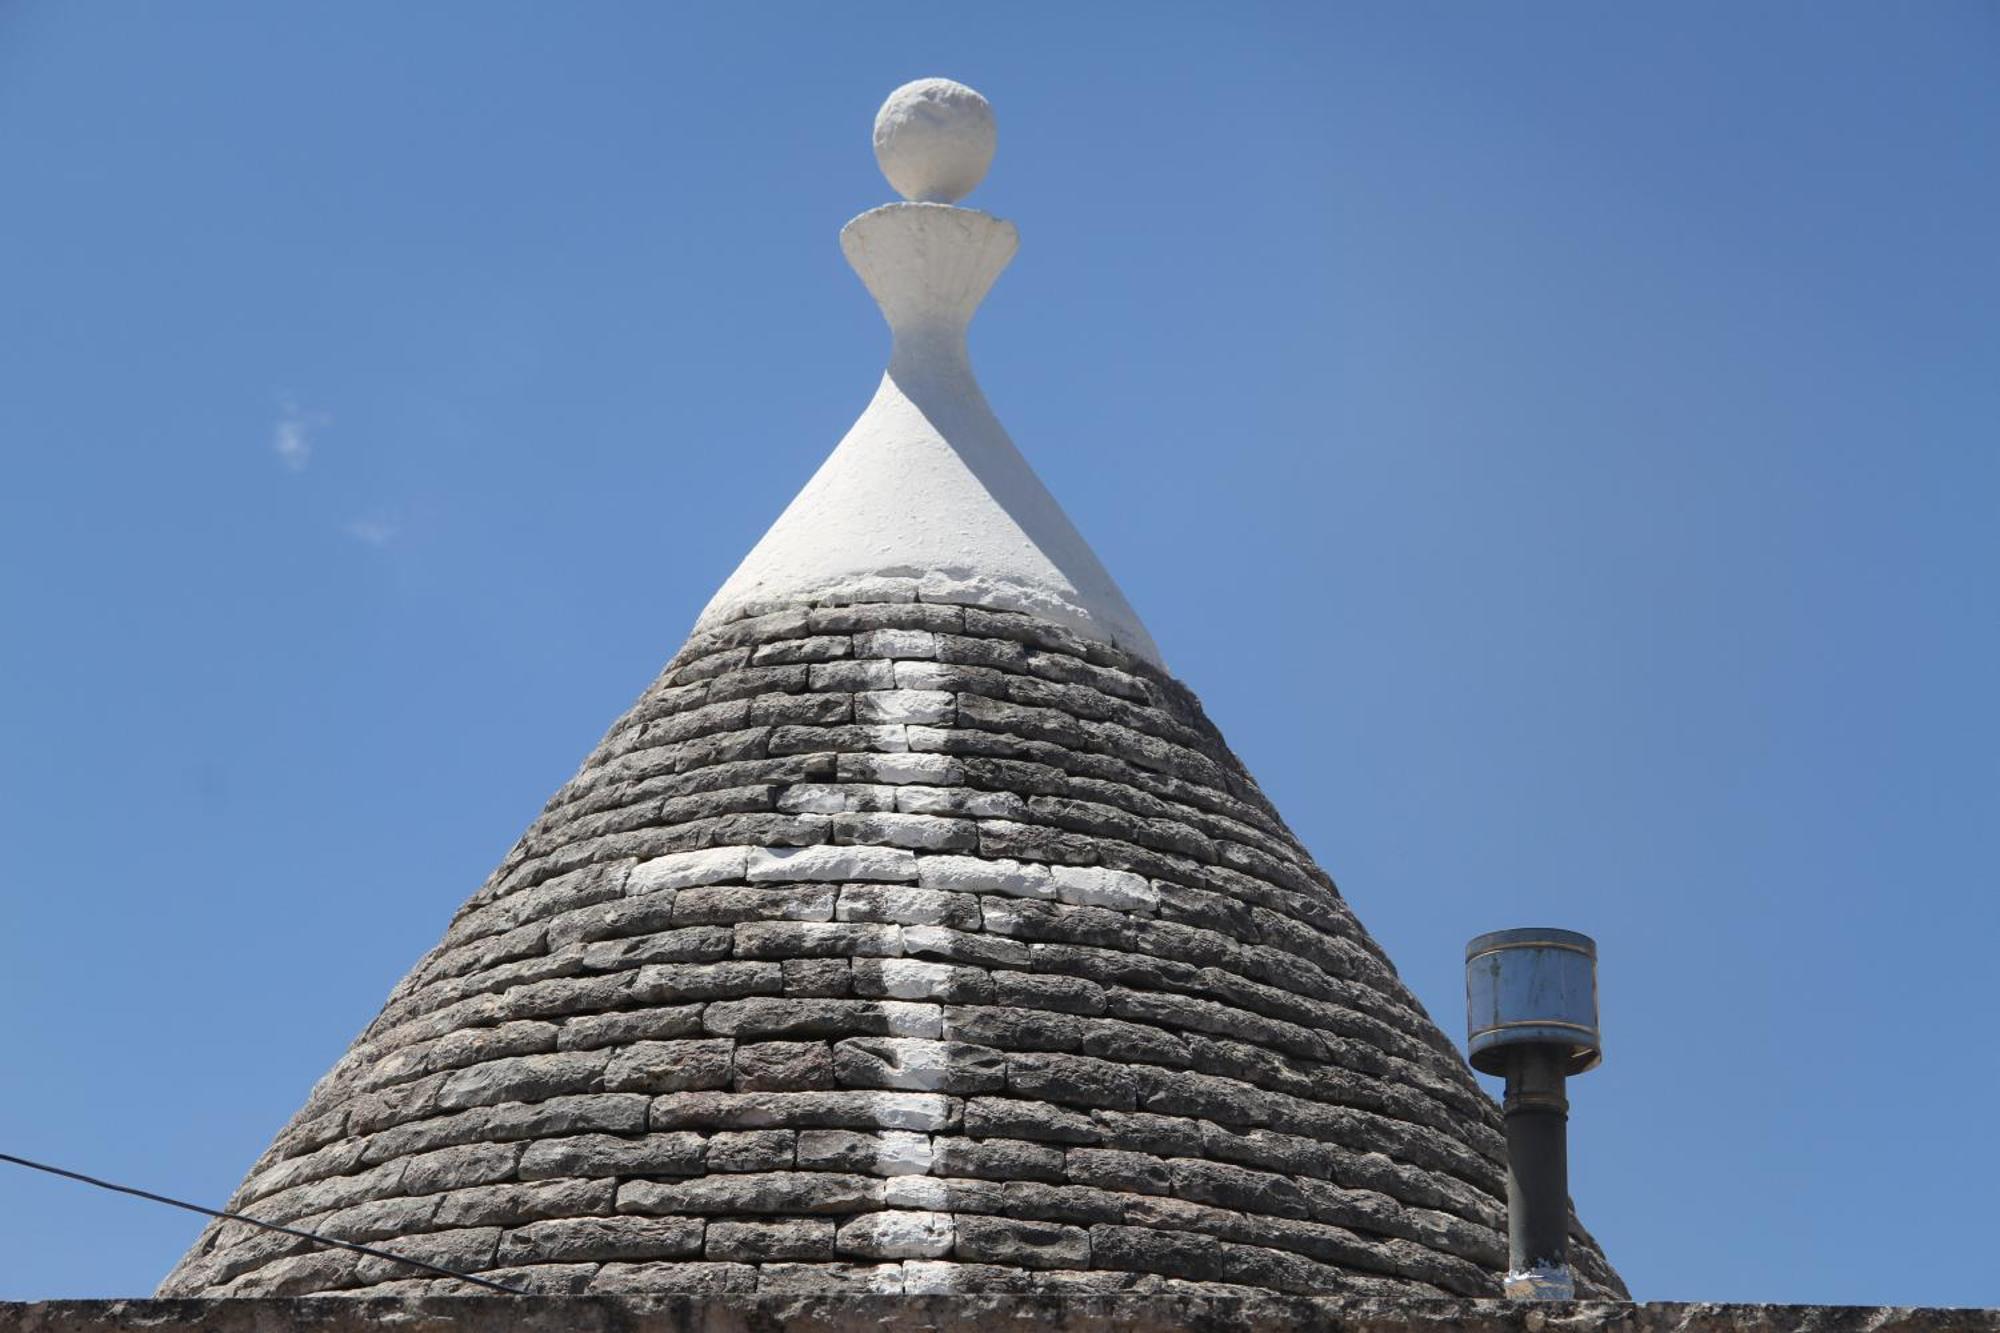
top-left (0, 1151), bottom-right (523, 1295)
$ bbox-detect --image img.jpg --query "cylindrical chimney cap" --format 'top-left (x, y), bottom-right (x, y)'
top-left (1465, 927), bottom-right (1601, 1077)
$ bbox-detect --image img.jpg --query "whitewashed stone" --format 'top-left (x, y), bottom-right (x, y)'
top-left (850, 753), bottom-right (959, 785)
top-left (834, 885), bottom-right (977, 929)
top-left (882, 1177), bottom-right (953, 1211)
top-left (746, 845), bottom-right (919, 883)
top-left (854, 690), bottom-right (955, 726)
top-left (892, 661), bottom-right (954, 691)
top-left (896, 785), bottom-right (1025, 819)
top-left (775, 785), bottom-right (850, 815)
top-left (692, 184), bottom-right (1169, 678)
top-left (873, 1131), bottom-right (935, 1176)
top-left (877, 1001), bottom-right (944, 1038)
top-left (872, 77), bottom-right (995, 205)
top-left (629, 847), bottom-right (748, 894)
top-left (837, 1209), bottom-right (954, 1259)
top-left (864, 959), bottom-right (961, 1000)
top-left (918, 855), bottom-right (1054, 899)
top-left (856, 629), bottom-right (938, 660)
top-left (1050, 865), bottom-right (1158, 913)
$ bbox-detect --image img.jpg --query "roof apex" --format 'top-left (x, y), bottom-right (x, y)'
top-left (694, 87), bottom-right (1161, 667)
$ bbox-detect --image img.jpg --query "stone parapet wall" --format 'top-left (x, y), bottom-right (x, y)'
top-left (161, 600), bottom-right (1622, 1300)
top-left (7, 1297), bottom-right (1998, 1333)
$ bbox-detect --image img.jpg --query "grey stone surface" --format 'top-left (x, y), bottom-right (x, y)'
top-left (158, 601), bottom-right (1629, 1302)
top-left (9, 1297), bottom-right (1997, 1332)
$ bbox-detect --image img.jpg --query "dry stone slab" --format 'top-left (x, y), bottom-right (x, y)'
top-left (748, 846), bottom-right (918, 883)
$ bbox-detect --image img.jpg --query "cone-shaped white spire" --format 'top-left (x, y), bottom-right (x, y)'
top-left (694, 79), bottom-right (1163, 667)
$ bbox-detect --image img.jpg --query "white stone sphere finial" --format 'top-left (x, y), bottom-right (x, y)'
top-left (873, 78), bottom-right (996, 204)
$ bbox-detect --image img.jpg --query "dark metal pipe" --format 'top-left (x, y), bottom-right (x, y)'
top-left (1465, 927), bottom-right (1600, 1300)
top-left (1501, 1043), bottom-right (1570, 1277)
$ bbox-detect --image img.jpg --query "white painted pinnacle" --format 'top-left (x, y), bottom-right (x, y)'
top-left (873, 78), bottom-right (996, 204)
top-left (695, 84), bottom-right (1161, 667)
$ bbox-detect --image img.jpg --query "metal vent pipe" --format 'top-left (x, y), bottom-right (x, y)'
top-left (1464, 928), bottom-right (1601, 1301)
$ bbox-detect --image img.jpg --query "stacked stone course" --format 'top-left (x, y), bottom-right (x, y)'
top-left (160, 599), bottom-right (1624, 1301)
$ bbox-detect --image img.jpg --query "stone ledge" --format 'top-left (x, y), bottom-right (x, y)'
top-left (2, 1296), bottom-right (1996, 1333)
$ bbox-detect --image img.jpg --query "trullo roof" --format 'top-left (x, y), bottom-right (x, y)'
top-left (160, 78), bottom-right (1625, 1302)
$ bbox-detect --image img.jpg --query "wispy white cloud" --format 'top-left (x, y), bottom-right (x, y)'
top-left (272, 399), bottom-right (329, 472)
top-left (344, 516), bottom-right (396, 548)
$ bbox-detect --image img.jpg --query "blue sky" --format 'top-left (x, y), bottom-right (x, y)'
top-left (2, 1), bottom-right (1995, 1308)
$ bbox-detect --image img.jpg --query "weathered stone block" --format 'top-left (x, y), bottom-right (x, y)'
top-left (499, 974), bottom-right (644, 1025)
top-left (917, 855), bottom-right (1054, 899)
top-left (734, 921), bottom-right (904, 959)
top-left (495, 1215), bottom-right (702, 1265)
top-left (782, 957), bottom-right (854, 997)
top-left (853, 629), bottom-right (937, 659)
top-left (852, 690), bottom-right (954, 726)
top-left (1050, 864), bottom-right (1158, 913)
top-left (436, 1052), bottom-right (610, 1113)
top-left (582, 928), bottom-right (742, 973)
top-left (618, 1171), bottom-right (884, 1217)
top-left (833, 1037), bottom-right (1006, 1095)
top-left (941, 1005), bottom-right (1083, 1052)
top-left (883, 1175), bottom-right (1005, 1213)
top-left (315, 1195), bottom-right (439, 1245)
top-left (751, 635), bottom-right (851, 666)
top-left (1090, 1110), bottom-right (1205, 1158)
top-left (628, 846), bottom-right (748, 894)
top-left (748, 693), bottom-right (853, 727)
top-left (1000, 1180), bottom-right (1130, 1226)
top-left (808, 659), bottom-right (897, 692)
top-left (963, 1096), bottom-right (1101, 1145)
top-left (747, 845), bottom-right (918, 883)
top-left (518, 1131), bottom-right (704, 1180)
top-left (707, 813), bottom-right (833, 848)
top-left (835, 1210), bottom-right (954, 1259)
top-left (705, 1219), bottom-right (837, 1263)
top-left (603, 1039), bottom-right (733, 1094)
top-left (896, 785), bottom-right (1026, 819)
top-left (556, 1005), bottom-right (704, 1051)
top-left (1005, 1052), bottom-right (1141, 1111)
top-left (1065, 1147), bottom-right (1172, 1196)
top-left (751, 1260), bottom-right (908, 1293)
top-left (777, 783), bottom-right (855, 815)
top-left (768, 725), bottom-right (896, 756)
top-left (834, 812), bottom-right (978, 852)
top-left (704, 663), bottom-right (810, 703)
top-left (430, 1177), bottom-right (615, 1230)
top-left (836, 884), bottom-right (983, 930)
top-left (954, 1214), bottom-right (1091, 1270)
top-left (831, 752), bottom-right (959, 787)
top-left (671, 885), bottom-right (835, 924)
top-left (936, 634), bottom-right (1030, 671)
top-left (702, 997), bottom-right (938, 1040)
top-left (931, 1136), bottom-right (1066, 1184)
top-left (1077, 1018), bottom-right (1190, 1068)
top-left (589, 1260), bottom-right (756, 1293)
top-left (633, 961), bottom-right (783, 1003)
top-left (733, 1041), bottom-right (837, 1091)
top-left (648, 1090), bottom-right (957, 1133)
top-left (706, 1129), bottom-right (796, 1173)
top-left (900, 924), bottom-right (1031, 969)
top-left (851, 958), bottom-right (994, 1003)
top-left (795, 1128), bottom-right (934, 1176)
top-left (1168, 1157), bottom-right (1312, 1221)
top-left (990, 971), bottom-right (1106, 1015)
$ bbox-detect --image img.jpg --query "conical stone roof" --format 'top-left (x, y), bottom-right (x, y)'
top-left (160, 79), bottom-right (1625, 1303)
